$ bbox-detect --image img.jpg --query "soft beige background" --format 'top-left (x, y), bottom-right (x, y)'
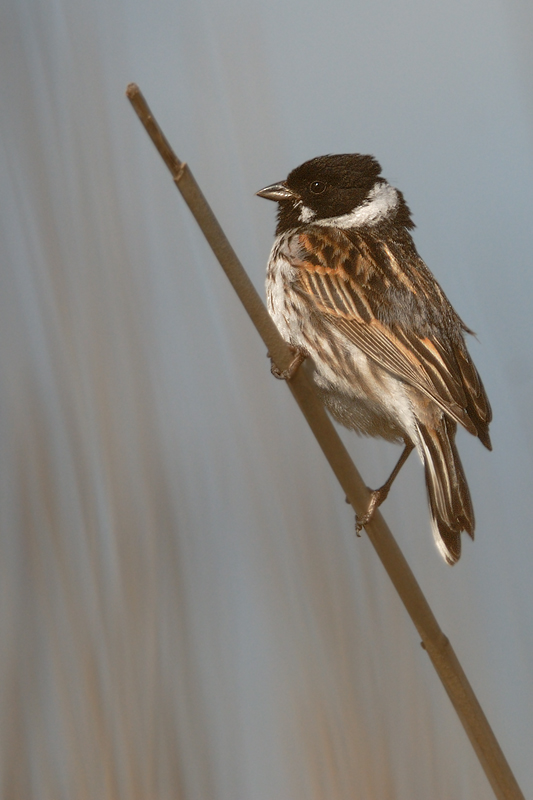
top-left (1, 0), bottom-right (532, 797)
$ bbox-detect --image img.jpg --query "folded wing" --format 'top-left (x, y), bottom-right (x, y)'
top-left (285, 226), bottom-right (492, 447)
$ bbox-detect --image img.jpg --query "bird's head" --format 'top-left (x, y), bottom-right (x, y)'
top-left (257, 153), bottom-right (413, 233)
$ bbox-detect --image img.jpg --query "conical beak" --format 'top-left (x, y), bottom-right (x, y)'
top-left (256, 182), bottom-right (298, 202)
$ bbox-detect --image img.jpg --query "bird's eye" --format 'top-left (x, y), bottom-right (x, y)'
top-left (309, 181), bottom-right (327, 195)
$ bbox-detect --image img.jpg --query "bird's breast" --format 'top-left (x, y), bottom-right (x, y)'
top-left (266, 235), bottom-right (304, 343)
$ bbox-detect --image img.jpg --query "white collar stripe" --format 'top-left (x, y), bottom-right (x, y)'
top-left (314, 181), bottom-right (399, 229)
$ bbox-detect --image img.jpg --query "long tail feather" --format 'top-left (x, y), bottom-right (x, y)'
top-left (417, 418), bottom-right (474, 565)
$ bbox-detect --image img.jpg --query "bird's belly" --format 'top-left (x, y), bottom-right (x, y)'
top-left (311, 353), bottom-right (411, 443)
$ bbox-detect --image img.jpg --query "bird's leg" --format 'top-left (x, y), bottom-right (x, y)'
top-left (269, 346), bottom-right (307, 381)
top-left (355, 441), bottom-right (415, 533)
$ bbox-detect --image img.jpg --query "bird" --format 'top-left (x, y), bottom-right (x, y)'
top-left (256, 153), bottom-right (492, 564)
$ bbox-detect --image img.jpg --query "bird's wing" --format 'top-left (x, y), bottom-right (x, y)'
top-left (285, 227), bottom-right (491, 440)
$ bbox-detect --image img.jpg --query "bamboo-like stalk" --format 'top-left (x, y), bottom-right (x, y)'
top-left (126, 83), bottom-right (525, 800)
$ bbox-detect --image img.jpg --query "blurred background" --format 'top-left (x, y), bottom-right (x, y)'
top-left (1, 0), bottom-right (532, 797)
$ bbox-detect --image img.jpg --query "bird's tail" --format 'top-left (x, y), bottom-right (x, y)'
top-left (417, 417), bottom-right (474, 565)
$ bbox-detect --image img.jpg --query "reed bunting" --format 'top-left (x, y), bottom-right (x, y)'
top-left (257, 154), bottom-right (492, 564)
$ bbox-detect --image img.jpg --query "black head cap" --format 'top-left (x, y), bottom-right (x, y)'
top-left (257, 153), bottom-right (413, 233)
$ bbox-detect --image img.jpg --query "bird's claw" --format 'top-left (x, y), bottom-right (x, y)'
top-left (269, 347), bottom-right (307, 381)
top-left (355, 487), bottom-right (390, 534)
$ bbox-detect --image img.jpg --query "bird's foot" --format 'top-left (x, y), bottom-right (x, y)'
top-left (269, 346), bottom-right (307, 381)
top-left (355, 486), bottom-right (391, 535)
top-left (354, 442), bottom-right (415, 534)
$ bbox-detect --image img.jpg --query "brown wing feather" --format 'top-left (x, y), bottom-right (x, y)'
top-left (287, 227), bottom-right (491, 443)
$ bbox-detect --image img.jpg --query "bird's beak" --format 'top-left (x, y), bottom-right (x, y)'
top-left (256, 182), bottom-right (298, 202)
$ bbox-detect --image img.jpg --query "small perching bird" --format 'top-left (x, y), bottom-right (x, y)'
top-left (257, 154), bottom-right (492, 564)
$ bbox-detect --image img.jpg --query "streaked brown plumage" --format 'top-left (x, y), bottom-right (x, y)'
top-left (257, 154), bottom-right (492, 564)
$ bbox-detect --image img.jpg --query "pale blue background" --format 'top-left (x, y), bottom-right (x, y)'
top-left (1, 0), bottom-right (532, 797)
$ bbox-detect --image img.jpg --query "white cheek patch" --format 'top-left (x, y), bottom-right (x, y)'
top-left (315, 181), bottom-right (399, 228)
top-left (298, 204), bottom-right (316, 223)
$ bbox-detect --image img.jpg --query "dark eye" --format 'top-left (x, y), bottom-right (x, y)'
top-left (309, 180), bottom-right (327, 195)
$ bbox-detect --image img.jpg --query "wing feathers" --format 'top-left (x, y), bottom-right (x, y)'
top-left (290, 228), bottom-right (489, 440)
